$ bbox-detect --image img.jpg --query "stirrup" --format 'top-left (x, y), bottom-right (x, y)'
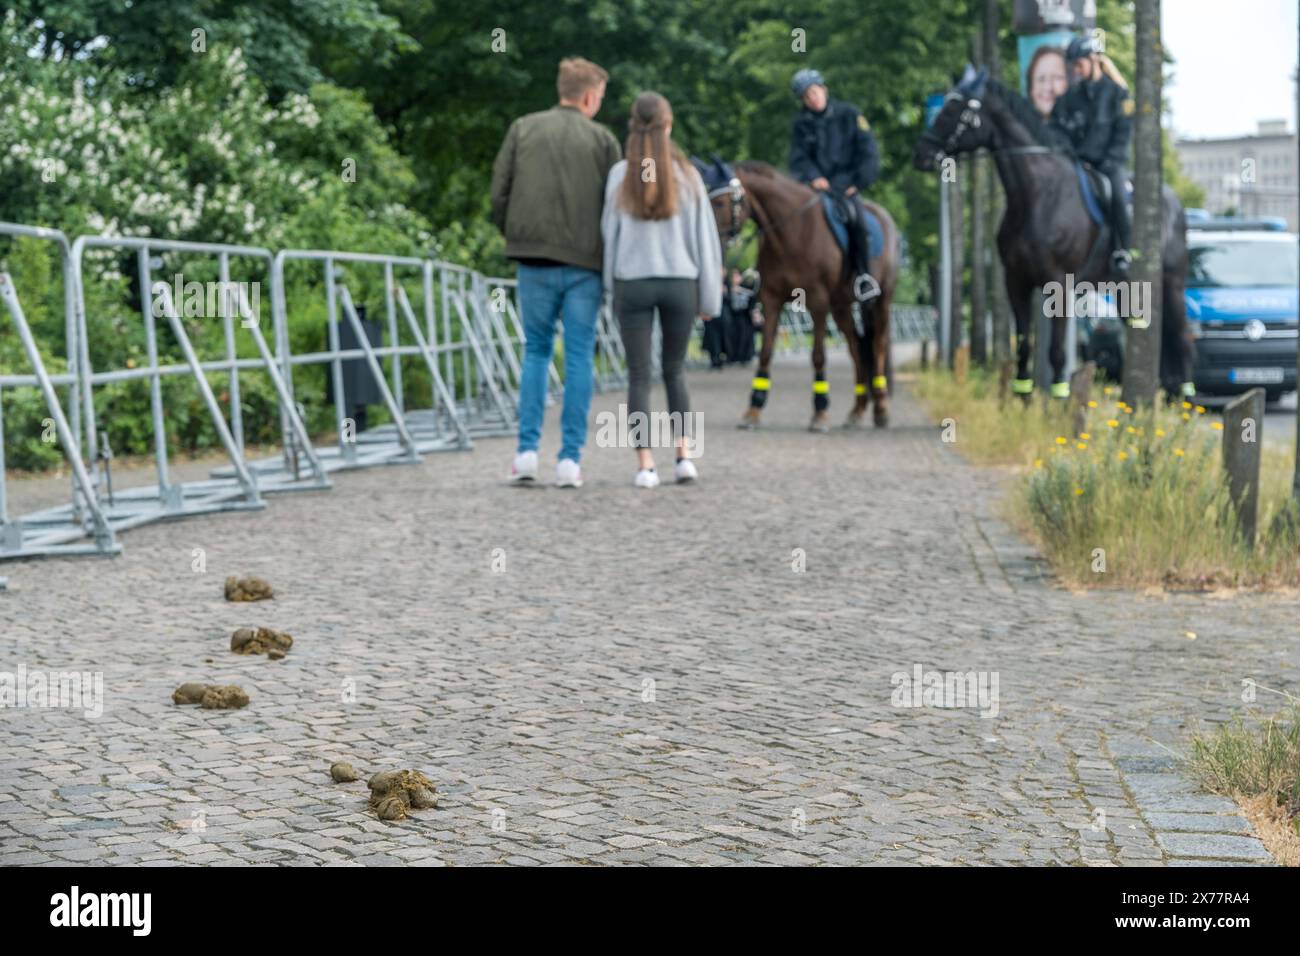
top-left (1110, 249), bottom-right (1132, 274)
top-left (854, 272), bottom-right (881, 303)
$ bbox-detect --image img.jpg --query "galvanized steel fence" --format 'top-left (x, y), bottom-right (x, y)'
top-left (0, 218), bottom-right (935, 574)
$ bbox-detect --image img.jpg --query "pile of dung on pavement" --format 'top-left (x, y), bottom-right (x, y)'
top-left (225, 576), bottom-right (273, 602)
top-left (231, 626), bottom-right (293, 659)
top-left (368, 770), bottom-right (437, 821)
top-left (172, 682), bottom-right (249, 709)
top-left (330, 762), bottom-right (361, 783)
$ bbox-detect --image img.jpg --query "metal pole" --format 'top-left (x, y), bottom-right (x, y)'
top-left (324, 258), bottom-right (351, 459)
top-left (219, 252), bottom-right (245, 453)
top-left (137, 247), bottom-right (171, 494)
top-left (385, 262), bottom-right (403, 413)
top-left (938, 176), bottom-right (952, 366)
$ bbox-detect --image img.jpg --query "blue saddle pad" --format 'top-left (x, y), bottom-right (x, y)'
top-left (1075, 163), bottom-right (1106, 226)
top-left (819, 194), bottom-right (883, 261)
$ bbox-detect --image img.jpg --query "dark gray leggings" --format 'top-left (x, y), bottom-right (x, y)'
top-left (614, 278), bottom-right (696, 448)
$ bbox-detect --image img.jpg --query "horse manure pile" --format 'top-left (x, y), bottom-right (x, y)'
top-left (367, 770), bottom-right (438, 821)
top-left (330, 761), bottom-right (361, 783)
top-left (231, 626), bottom-right (292, 659)
top-left (225, 575), bottom-right (274, 602)
top-left (172, 682), bottom-right (249, 709)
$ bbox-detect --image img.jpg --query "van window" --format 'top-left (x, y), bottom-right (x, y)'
top-left (1188, 238), bottom-right (1299, 288)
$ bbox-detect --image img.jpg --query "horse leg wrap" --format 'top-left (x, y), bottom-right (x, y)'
top-left (812, 375), bottom-right (829, 412)
top-left (1011, 378), bottom-right (1034, 395)
top-left (750, 375), bottom-right (770, 408)
top-left (871, 374), bottom-right (887, 392)
top-left (1181, 381), bottom-right (1196, 397)
top-left (854, 383), bottom-right (867, 396)
top-left (1050, 380), bottom-right (1070, 399)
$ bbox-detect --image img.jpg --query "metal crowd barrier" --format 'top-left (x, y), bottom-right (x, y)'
top-left (0, 223), bottom-right (118, 560)
top-left (0, 221), bottom-right (634, 566)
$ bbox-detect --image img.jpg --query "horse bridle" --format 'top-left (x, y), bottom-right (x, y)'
top-left (922, 92), bottom-right (1063, 158)
top-left (708, 178), bottom-right (747, 246)
top-left (708, 175), bottom-right (822, 248)
top-left (920, 92), bottom-right (985, 158)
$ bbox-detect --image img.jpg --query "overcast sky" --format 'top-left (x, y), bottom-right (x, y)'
top-left (1164, 0), bottom-right (1298, 140)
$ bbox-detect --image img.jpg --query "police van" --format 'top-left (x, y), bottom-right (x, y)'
top-left (1080, 217), bottom-right (1298, 400)
top-left (1186, 218), bottom-right (1298, 401)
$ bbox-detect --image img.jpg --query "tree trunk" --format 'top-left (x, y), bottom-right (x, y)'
top-left (1123, 0), bottom-right (1164, 407)
top-left (969, 8), bottom-right (990, 366)
top-left (985, 0), bottom-right (1011, 365)
top-left (1293, 10), bottom-right (1300, 502)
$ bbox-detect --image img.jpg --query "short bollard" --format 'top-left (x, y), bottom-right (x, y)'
top-left (1221, 388), bottom-right (1265, 548)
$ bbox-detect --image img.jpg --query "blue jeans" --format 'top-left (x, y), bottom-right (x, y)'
top-left (515, 264), bottom-right (601, 463)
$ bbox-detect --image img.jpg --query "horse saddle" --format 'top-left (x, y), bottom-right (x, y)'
top-left (1075, 163), bottom-right (1132, 228)
top-left (820, 193), bottom-right (884, 277)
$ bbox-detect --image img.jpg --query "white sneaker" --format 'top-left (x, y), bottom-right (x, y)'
top-left (510, 450), bottom-right (538, 484)
top-left (556, 458), bottom-right (583, 488)
top-left (674, 458), bottom-right (698, 483)
top-left (634, 468), bottom-right (660, 489)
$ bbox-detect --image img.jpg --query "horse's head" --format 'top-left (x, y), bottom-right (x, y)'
top-left (692, 154), bottom-right (750, 245)
top-left (913, 64), bottom-right (993, 171)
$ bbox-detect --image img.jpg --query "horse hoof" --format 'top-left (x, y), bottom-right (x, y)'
top-left (809, 413), bottom-right (831, 434)
top-left (844, 412), bottom-right (866, 429)
top-left (873, 406), bottom-right (890, 428)
top-left (738, 409), bottom-right (761, 430)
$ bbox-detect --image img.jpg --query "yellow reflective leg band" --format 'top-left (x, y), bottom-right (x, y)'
top-left (812, 380), bottom-right (830, 394)
top-left (854, 384), bottom-right (867, 395)
top-left (1011, 378), bottom-right (1034, 394)
top-left (751, 377), bottom-right (770, 391)
top-left (871, 375), bottom-right (887, 390)
top-left (1050, 381), bottom-right (1070, 399)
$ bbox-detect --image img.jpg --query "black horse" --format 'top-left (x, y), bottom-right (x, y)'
top-left (912, 70), bottom-right (1193, 399)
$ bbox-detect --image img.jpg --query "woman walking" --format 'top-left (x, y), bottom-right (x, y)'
top-left (601, 91), bottom-right (722, 488)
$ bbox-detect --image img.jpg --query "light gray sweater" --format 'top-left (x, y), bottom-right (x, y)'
top-left (601, 159), bottom-right (723, 317)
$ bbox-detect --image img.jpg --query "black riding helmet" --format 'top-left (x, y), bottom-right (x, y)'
top-left (1065, 34), bottom-right (1100, 62)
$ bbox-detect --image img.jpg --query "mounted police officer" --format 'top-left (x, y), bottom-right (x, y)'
top-left (1051, 35), bottom-right (1135, 276)
top-left (788, 68), bottom-right (881, 299)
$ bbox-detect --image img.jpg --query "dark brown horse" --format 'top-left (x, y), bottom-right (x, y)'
top-left (912, 71), bottom-right (1193, 399)
top-left (695, 159), bottom-right (901, 429)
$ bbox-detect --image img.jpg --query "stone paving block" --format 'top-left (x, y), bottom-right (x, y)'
top-left (0, 359), bottom-right (1283, 867)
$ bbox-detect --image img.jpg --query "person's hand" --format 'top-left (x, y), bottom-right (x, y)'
top-left (845, 186), bottom-right (858, 197)
top-left (699, 313), bottom-right (713, 322)
top-left (811, 177), bottom-right (830, 191)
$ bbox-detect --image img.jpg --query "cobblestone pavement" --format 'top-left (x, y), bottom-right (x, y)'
top-left (1, 353), bottom-right (1295, 866)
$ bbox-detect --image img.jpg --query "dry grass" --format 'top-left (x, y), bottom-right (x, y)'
top-left (913, 367), bottom-right (1300, 589)
top-left (1189, 707), bottom-right (1300, 866)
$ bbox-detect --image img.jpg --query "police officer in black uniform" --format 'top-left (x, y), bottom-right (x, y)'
top-left (1051, 35), bottom-right (1135, 276)
top-left (788, 69), bottom-right (881, 297)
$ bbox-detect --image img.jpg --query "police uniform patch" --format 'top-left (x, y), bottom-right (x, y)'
top-left (857, 114), bottom-right (869, 131)
top-left (1121, 99), bottom-right (1135, 117)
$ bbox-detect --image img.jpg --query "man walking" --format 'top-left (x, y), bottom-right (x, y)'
top-left (491, 57), bottom-right (622, 487)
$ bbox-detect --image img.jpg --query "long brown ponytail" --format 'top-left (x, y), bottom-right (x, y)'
top-left (620, 91), bottom-right (693, 220)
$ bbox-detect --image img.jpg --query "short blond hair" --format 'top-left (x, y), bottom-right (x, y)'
top-left (557, 57), bottom-right (608, 102)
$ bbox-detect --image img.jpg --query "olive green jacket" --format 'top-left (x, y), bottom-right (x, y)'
top-left (490, 105), bottom-right (623, 272)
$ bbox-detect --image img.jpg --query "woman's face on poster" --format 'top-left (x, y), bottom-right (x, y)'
top-left (1030, 51), bottom-right (1068, 117)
